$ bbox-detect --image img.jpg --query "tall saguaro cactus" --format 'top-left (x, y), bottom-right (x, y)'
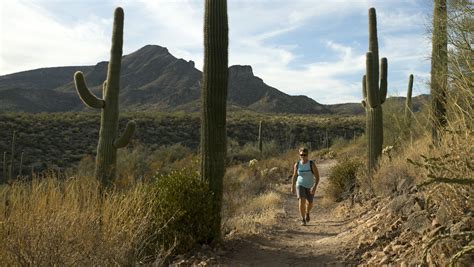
top-left (362, 8), bottom-right (388, 174)
top-left (200, 0), bottom-right (228, 242)
top-left (431, 0), bottom-right (448, 144)
top-left (74, 7), bottom-right (135, 186)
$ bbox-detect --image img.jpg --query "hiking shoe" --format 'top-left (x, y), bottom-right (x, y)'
top-left (305, 213), bottom-right (310, 222)
top-left (301, 219), bottom-right (306, 226)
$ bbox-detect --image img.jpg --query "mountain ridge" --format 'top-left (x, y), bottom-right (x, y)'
top-left (0, 44), bottom-right (428, 115)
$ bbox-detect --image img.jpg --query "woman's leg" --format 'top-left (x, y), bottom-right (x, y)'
top-left (299, 198), bottom-right (307, 219)
top-left (306, 200), bottom-right (313, 214)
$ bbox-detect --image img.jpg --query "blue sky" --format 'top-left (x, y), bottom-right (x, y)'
top-left (0, 0), bottom-right (433, 104)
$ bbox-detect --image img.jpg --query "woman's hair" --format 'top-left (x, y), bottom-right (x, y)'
top-left (298, 147), bottom-right (308, 153)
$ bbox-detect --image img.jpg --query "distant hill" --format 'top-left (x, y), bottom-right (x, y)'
top-left (0, 45), bottom-right (331, 114)
top-left (327, 94), bottom-right (430, 115)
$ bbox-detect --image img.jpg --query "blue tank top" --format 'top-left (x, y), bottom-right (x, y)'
top-left (296, 160), bottom-right (314, 188)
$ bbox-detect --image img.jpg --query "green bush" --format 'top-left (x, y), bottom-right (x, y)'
top-left (227, 140), bottom-right (281, 163)
top-left (149, 143), bottom-right (192, 164)
top-left (147, 167), bottom-right (213, 255)
top-left (326, 158), bottom-right (362, 201)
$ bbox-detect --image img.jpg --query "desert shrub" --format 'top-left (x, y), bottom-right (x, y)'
top-left (149, 143), bottom-right (193, 164)
top-left (371, 138), bottom-right (431, 196)
top-left (227, 140), bottom-right (280, 163)
top-left (330, 136), bottom-right (350, 150)
top-left (325, 158), bottom-right (362, 201)
top-left (333, 133), bottom-right (366, 159)
top-left (261, 140), bottom-right (280, 158)
top-left (116, 143), bottom-right (154, 182)
top-left (148, 167), bottom-right (213, 255)
top-left (222, 162), bottom-right (283, 235)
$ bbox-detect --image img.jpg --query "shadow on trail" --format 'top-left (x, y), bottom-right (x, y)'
top-left (221, 235), bottom-right (340, 266)
top-left (286, 228), bottom-right (338, 238)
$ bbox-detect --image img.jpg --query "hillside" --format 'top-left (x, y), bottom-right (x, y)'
top-left (0, 112), bottom-right (363, 175)
top-left (327, 94), bottom-right (430, 115)
top-left (0, 45), bottom-right (331, 114)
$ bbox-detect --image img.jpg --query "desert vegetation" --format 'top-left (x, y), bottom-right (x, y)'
top-left (0, 1), bottom-right (472, 266)
top-left (0, 111), bottom-right (363, 178)
top-left (324, 2), bottom-right (473, 264)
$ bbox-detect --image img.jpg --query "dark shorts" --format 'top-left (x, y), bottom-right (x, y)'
top-left (296, 186), bottom-right (314, 203)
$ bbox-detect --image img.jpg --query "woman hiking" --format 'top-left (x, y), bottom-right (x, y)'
top-left (291, 147), bottom-right (320, 226)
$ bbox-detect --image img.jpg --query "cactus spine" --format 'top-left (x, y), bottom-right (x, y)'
top-left (258, 120), bottom-right (263, 155)
top-left (405, 74), bottom-right (414, 123)
top-left (362, 8), bottom-right (388, 174)
top-left (200, 0), bottom-right (228, 242)
top-left (74, 7), bottom-right (135, 186)
top-left (430, 0), bottom-right (448, 144)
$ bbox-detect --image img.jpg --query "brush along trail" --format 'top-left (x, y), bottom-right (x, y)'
top-left (216, 159), bottom-right (362, 266)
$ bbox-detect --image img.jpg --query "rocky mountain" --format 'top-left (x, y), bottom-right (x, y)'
top-left (0, 45), bottom-right (429, 115)
top-left (0, 45), bottom-right (330, 114)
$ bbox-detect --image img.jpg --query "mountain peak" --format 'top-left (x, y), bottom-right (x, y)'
top-left (132, 44), bottom-right (170, 56)
top-left (229, 65), bottom-right (254, 76)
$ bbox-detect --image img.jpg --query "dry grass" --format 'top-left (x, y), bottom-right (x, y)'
top-left (0, 143), bottom-right (296, 265)
top-left (0, 174), bottom-right (157, 265)
top-left (224, 191), bottom-right (282, 234)
top-left (369, 136), bottom-right (432, 195)
top-left (222, 154), bottom-right (291, 236)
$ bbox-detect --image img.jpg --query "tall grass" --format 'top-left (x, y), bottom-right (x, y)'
top-left (222, 154), bottom-right (290, 235)
top-left (0, 141), bottom-right (291, 264)
top-left (0, 174), bottom-right (156, 265)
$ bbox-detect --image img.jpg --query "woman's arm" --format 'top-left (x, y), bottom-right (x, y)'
top-left (291, 163), bottom-right (297, 193)
top-left (311, 161), bottom-right (320, 194)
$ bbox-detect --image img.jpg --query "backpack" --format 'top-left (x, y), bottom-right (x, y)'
top-left (296, 160), bottom-right (315, 175)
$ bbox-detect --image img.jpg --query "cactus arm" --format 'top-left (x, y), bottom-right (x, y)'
top-left (365, 52), bottom-right (378, 108)
top-left (362, 75), bottom-right (367, 108)
top-left (379, 57), bottom-right (388, 104)
top-left (74, 71), bottom-right (105, 108)
top-left (113, 120), bottom-right (136, 148)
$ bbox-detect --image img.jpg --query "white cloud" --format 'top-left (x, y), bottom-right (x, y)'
top-left (0, 1), bottom-right (110, 75)
top-left (246, 41), bottom-right (366, 104)
top-left (0, 0), bottom-right (431, 104)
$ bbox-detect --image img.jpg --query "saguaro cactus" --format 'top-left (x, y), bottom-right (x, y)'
top-left (74, 7), bottom-right (135, 186)
top-left (200, 0), bottom-right (228, 242)
top-left (258, 120), bottom-right (263, 155)
top-left (362, 8), bottom-right (388, 174)
top-left (431, 0), bottom-right (448, 144)
top-left (405, 74), bottom-right (414, 123)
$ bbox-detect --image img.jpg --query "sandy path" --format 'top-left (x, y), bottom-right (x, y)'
top-left (218, 159), bottom-right (358, 266)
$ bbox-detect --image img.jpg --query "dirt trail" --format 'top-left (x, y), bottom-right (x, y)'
top-left (218, 159), bottom-right (359, 266)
